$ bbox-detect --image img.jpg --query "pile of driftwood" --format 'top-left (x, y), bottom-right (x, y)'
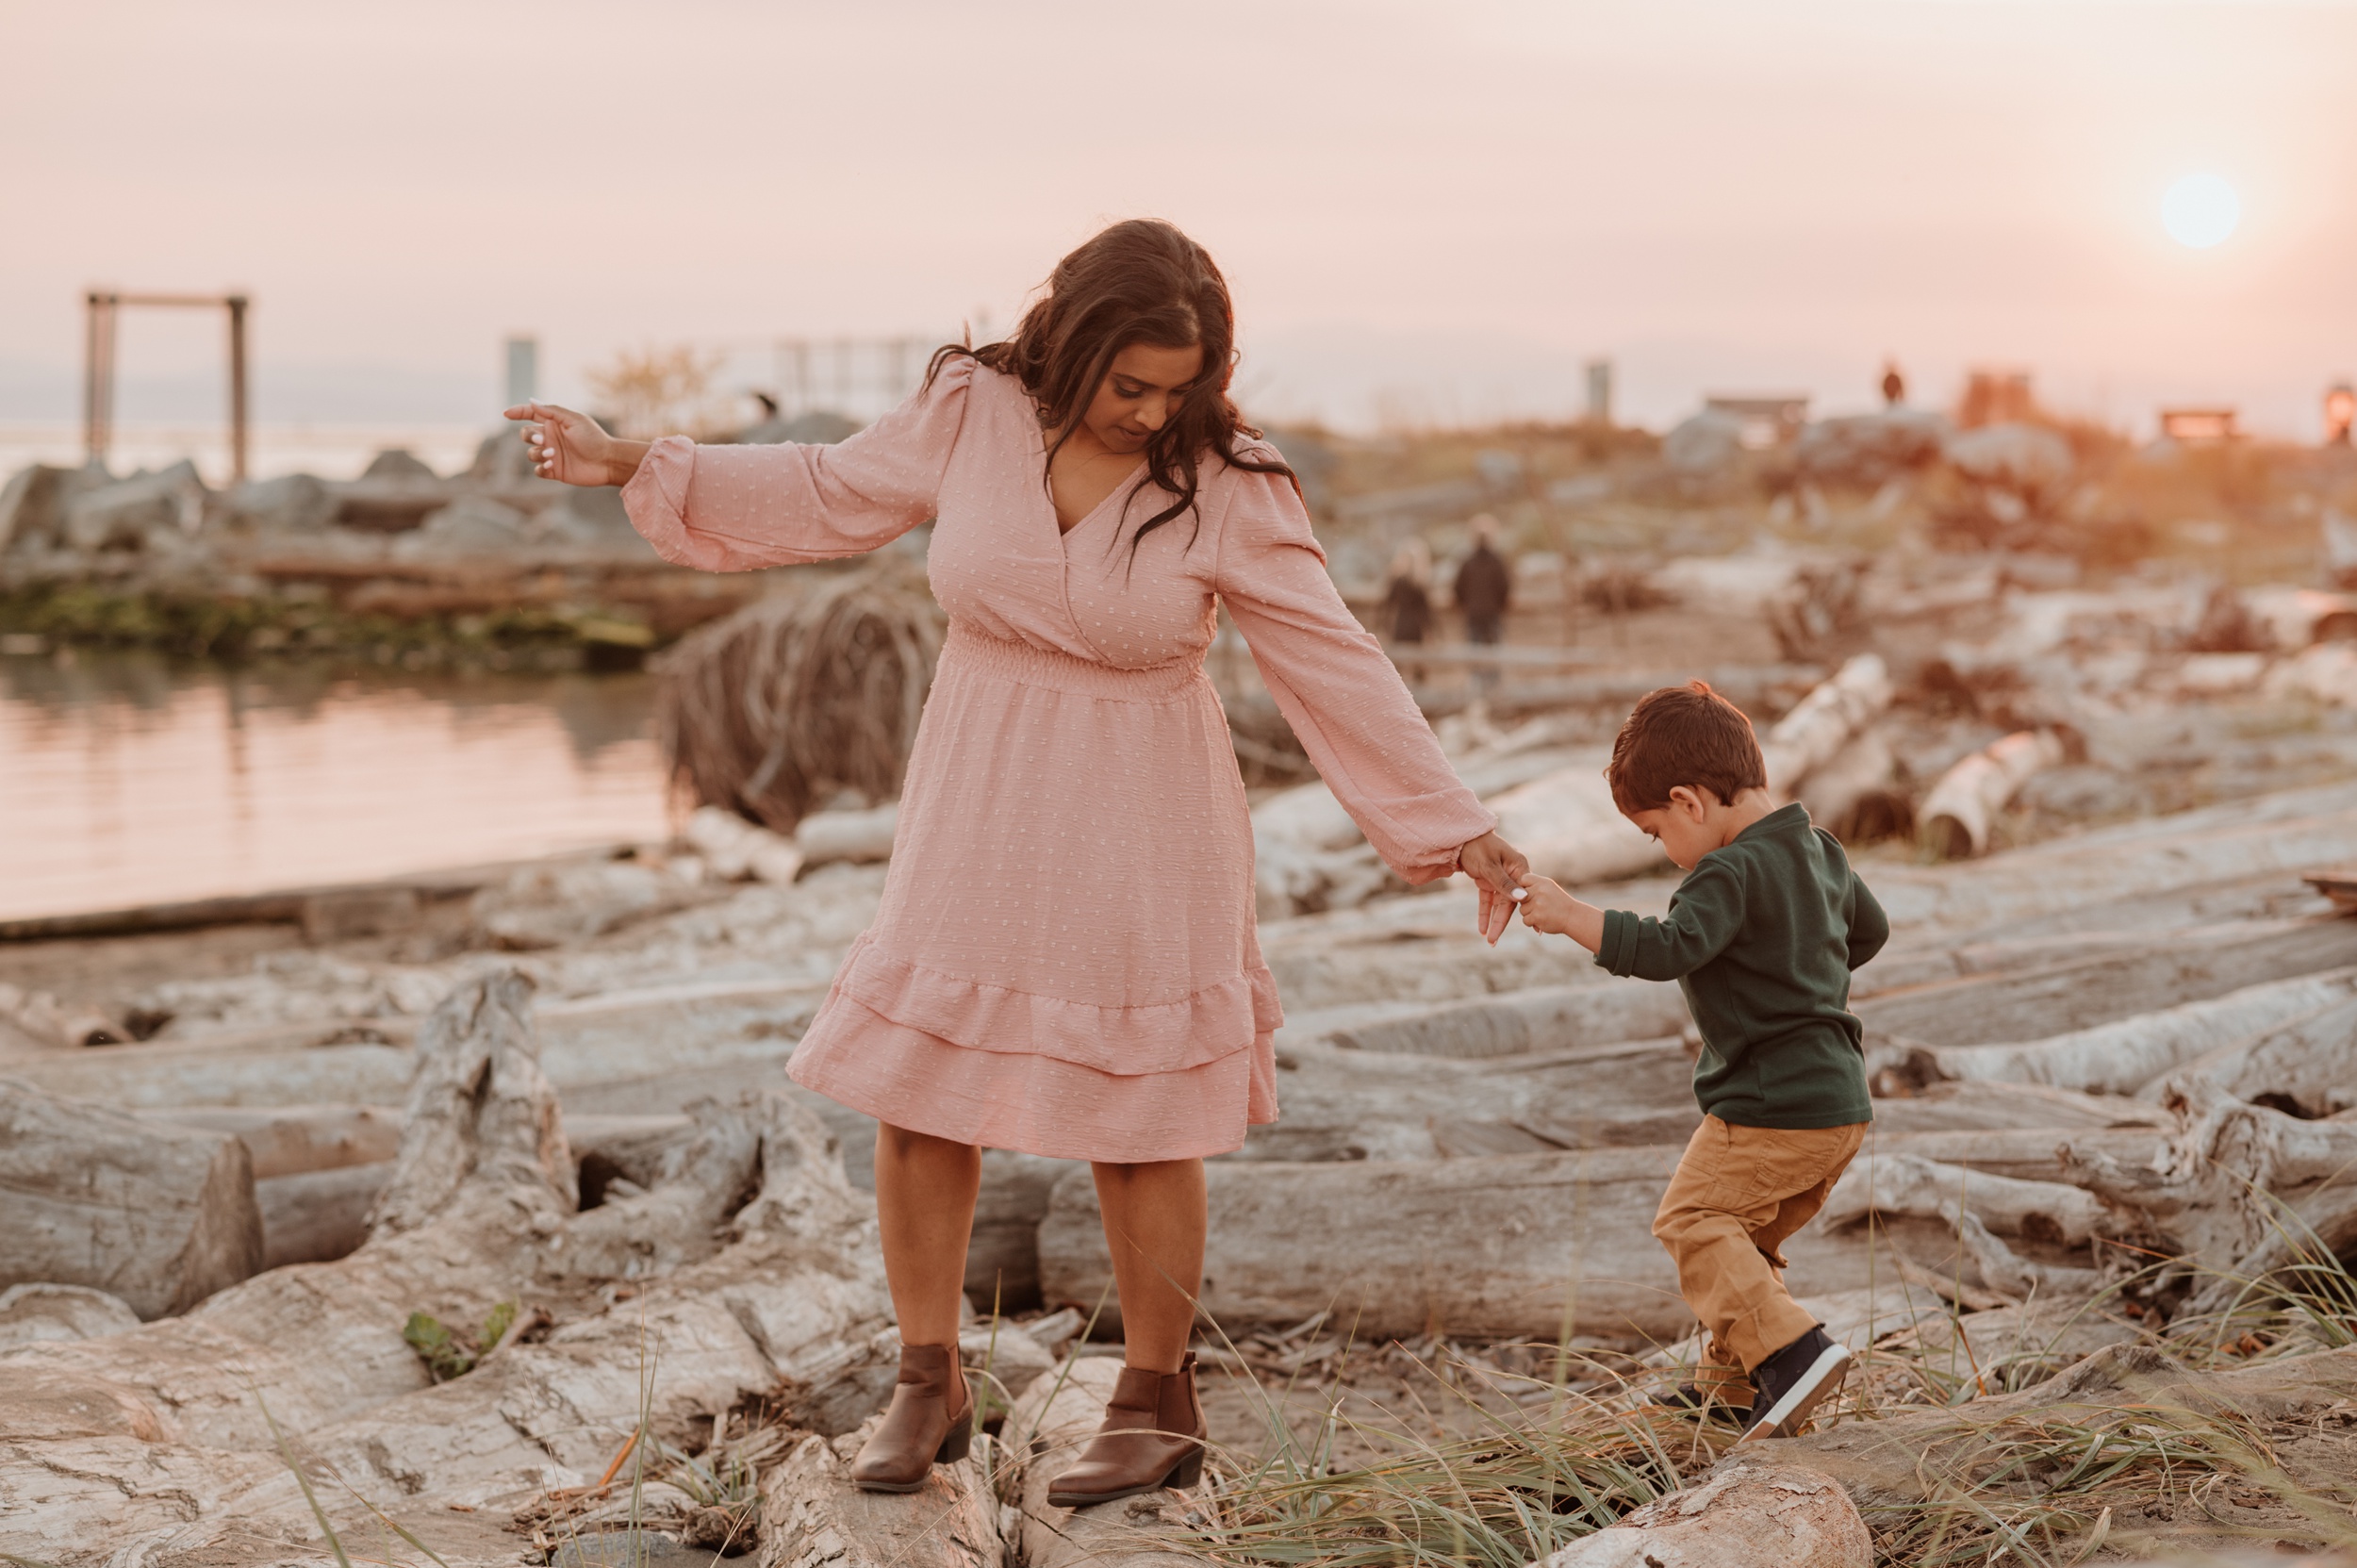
top-left (7, 748), bottom-right (2357, 1560)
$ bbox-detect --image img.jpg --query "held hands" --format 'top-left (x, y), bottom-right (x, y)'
top-left (1457, 831), bottom-right (1529, 946)
top-left (1514, 871), bottom-right (1607, 954)
top-left (502, 402), bottom-right (648, 488)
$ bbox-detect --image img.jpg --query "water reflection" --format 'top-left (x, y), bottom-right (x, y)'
top-left (0, 652), bottom-right (670, 921)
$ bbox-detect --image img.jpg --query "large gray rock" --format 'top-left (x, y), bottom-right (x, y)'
top-left (1795, 409), bottom-right (1949, 487)
top-left (467, 422), bottom-right (537, 484)
top-left (537, 484), bottom-right (651, 554)
top-left (361, 446), bottom-right (438, 481)
top-left (1942, 422), bottom-right (2074, 495)
top-left (59, 460), bottom-right (207, 553)
top-left (1663, 408), bottom-right (1747, 478)
top-left (390, 494), bottom-right (530, 559)
top-left (220, 472), bottom-right (337, 535)
top-left (0, 464), bottom-right (88, 553)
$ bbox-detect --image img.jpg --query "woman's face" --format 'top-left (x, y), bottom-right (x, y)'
top-left (1081, 341), bottom-right (1205, 454)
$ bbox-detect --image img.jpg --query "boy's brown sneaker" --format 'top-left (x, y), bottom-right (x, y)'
top-left (1737, 1326), bottom-right (1850, 1443)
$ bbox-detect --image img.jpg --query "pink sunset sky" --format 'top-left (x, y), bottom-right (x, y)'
top-left (6, 0), bottom-right (2354, 438)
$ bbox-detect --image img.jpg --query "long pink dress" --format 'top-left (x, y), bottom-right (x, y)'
top-left (622, 358), bottom-right (1494, 1162)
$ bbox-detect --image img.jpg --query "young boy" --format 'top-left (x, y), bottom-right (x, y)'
top-left (1514, 681), bottom-right (1888, 1442)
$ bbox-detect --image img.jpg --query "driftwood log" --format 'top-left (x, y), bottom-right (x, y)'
top-left (0, 1077), bottom-right (264, 1318)
top-left (1918, 729), bottom-right (2068, 858)
top-left (1761, 652), bottom-right (1891, 801)
top-left (1537, 1461), bottom-right (1871, 1568)
top-left (0, 968), bottom-right (895, 1564)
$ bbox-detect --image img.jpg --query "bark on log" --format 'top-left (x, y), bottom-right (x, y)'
top-left (1535, 1461), bottom-right (1871, 1568)
top-left (1919, 729), bottom-right (2067, 859)
top-left (1761, 652), bottom-right (1891, 801)
top-left (758, 1428), bottom-right (1003, 1568)
top-left (1874, 966), bottom-right (2357, 1093)
top-left (2166, 992), bottom-right (2357, 1117)
top-left (0, 1077), bottom-right (264, 1318)
top-left (1854, 919), bottom-right (2357, 1048)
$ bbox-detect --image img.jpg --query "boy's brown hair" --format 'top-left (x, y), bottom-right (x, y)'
top-left (1607, 680), bottom-right (1768, 815)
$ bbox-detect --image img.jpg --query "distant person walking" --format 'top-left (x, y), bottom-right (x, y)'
top-left (511, 220), bottom-right (1527, 1507)
top-left (1383, 538), bottom-right (1434, 682)
top-left (1455, 514), bottom-right (1511, 691)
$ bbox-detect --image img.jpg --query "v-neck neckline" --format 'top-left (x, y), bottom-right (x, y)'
top-left (1041, 433), bottom-right (1146, 542)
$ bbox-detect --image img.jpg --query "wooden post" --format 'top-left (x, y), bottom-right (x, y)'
top-left (83, 290), bottom-right (117, 469)
top-left (226, 294), bottom-right (251, 484)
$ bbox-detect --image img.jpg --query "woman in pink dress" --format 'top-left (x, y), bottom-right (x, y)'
top-left (513, 220), bottom-right (1525, 1504)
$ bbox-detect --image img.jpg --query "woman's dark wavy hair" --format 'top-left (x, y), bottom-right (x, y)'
top-left (927, 218), bottom-right (1295, 554)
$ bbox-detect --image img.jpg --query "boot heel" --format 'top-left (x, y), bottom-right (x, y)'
top-left (1165, 1447), bottom-right (1203, 1489)
top-left (936, 1419), bottom-right (973, 1463)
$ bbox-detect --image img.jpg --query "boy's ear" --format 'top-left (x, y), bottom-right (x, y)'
top-left (1666, 784), bottom-right (1707, 819)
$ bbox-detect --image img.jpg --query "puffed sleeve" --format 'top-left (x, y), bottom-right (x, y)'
top-left (619, 355), bottom-right (977, 571)
top-left (1213, 460), bottom-right (1495, 883)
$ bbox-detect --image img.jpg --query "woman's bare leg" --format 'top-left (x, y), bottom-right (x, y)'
top-left (1091, 1158), bottom-right (1207, 1373)
top-left (873, 1123), bottom-right (981, 1345)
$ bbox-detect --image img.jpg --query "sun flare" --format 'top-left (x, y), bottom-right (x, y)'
top-left (2162, 173), bottom-right (2241, 249)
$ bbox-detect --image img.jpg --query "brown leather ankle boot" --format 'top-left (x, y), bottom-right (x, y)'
top-left (851, 1343), bottom-right (973, 1493)
top-left (1045, 1353), bottom-right (1207, 1508)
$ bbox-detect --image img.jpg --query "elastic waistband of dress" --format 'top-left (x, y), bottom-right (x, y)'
top-left (940, 625), bottom-right (1210, 701)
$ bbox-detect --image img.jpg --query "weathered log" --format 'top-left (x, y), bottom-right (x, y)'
top-left (2062, 1080), bottom-right (2357, 1312)
top-left (255, 1163), bottom-right (388, 1269)
top-left (1321, 980), bottom-right (1689, 1060)
top-left (1263, 931), bottom-right (1599, 1013)
top-left (1821, 1152), bottom-right (2112, 1249)
top-left (144, 1102), bottom-right (404, 1178)
top-left (1009, 1357), bottom-right (1198, 1568)
top-left (1867, 782), bottom-right (2357, 934)
top-left (1919, 729), bottom-right (2067, 859)
top-left (1486, 765), bottom-right (1668, 888)
top-left (2165, 992), bottom-right (2357, 1117)
top-left (0, 1077), bottom-right (264, 1318)
top-left (0, 1283), bottom-right (142, 1349)
top-left (1041, 1147), bottom-right (1912, 1343)
top-left (1854, 918), bottom-right (2357, 1048)
top-left (4, 975), bottom-right (830, 1110)
top-left (1535, 1460), bottom-right (1871, 1568)
top-left (758, 1427), bottom-right (1002, 1568)
top-left (1866, 1079), bottom-right (2167, 1135)
top-left (1875, 966), bottom-right (2357, 1092)
top-left (1761, 652), bottom-right (1891, 801)
top-left (1797, 728), bottom-right (1907, 844)
top-left (0, 972), bottom-right (895, 1561)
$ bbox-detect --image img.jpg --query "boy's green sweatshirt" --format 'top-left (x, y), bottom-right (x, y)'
top-left (1595, 802), bottom-right (1887, 1129)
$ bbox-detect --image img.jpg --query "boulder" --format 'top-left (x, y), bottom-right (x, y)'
top-left (1793, 409), bottom-right (1948, 488)
top-left (0, 464), bottom-right (91, 554)
top-left (59, 460), bottom-right (207, 552)
top-left (470, 858), bottom-right (702, 949)
top-left (538, 484), bottom-right (651, 553)
top-left (467, 422), bottom-right (537, 484)
top-left (219, 472), bottom-right (337, 535)
top-left (1662, 408), bottom-right (1747, 479)
top-left (391, 494), bottom-right (531, 558)
top-left (1940, 423), bottom-right (2074, 497)
top-left (361, 446), bottom-right (437, 481)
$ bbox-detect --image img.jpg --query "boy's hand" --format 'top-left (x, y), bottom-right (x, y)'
top-left (1516, 872), bottom-right (1607, 953)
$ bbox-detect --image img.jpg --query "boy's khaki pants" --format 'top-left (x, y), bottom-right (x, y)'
top-left (1652, 1114), bottom-right (1868, 1406)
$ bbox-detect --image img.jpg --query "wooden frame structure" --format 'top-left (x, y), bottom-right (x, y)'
top-left (83, 289), bottom-right (251, 482)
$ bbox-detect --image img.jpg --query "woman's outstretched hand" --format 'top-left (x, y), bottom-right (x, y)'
top-left (502, 402), bottom-right (650, 488)
top-left (1458, 831), bottom-right (1530, 946)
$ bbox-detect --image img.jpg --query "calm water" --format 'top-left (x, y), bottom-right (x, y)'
top-left (0, 652), bottom-right (671, 922)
